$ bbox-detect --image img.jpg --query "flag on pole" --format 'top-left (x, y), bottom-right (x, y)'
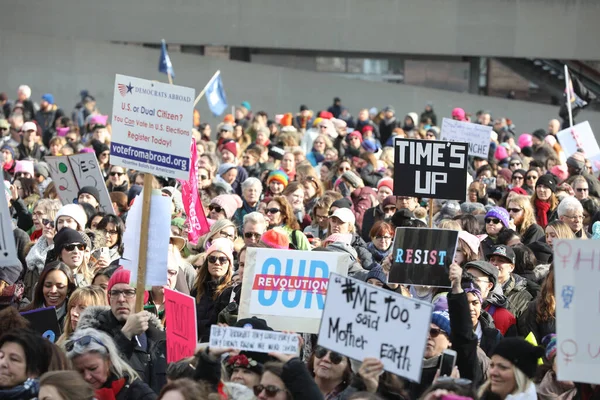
top-left (206, 74), bottom-right (228, 116)
top-left (566, 71), bottom-right (596, 111)
top-left (158, 39), bottom-right (175, 78)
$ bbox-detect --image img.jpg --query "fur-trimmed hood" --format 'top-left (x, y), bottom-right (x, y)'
top-left (77, 306), bottom-right (164, 332)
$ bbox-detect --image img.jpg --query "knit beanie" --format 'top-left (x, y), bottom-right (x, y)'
top-left (221, 141), bottom-right (238, 158)
top-left (366, 266), bottom-right (387, 285)
top-left (53, 228), bottom-right (86, 254)
top-left (217, 163), bottom-right (238, 177)
top-left (206, 237), bottom-right (235, 267)
top-left (260, 229), bottom-right (290, 249)
top-left (361, 139), bottom-right (379, 153)
top-left (492, 337), bottom-right (545, 378)
top-left (431, 311), bottom-right (451, 335)
top-left (542, 334), bottom-right (557, 362)
top-left (266, 170), bottom-right (288, 188)
top-left (485, 207), bottom-right (510, 228)
top-left (377, 177), bottom-right (394, 192)
top-left (566, 152), bottom-right (585, 171)
top-left (536, 174), bottom-right (557, 193)
top-left (1, 145), bottom-right (15, 159)
top-left (532, 129), bottom-right (546, 141)
top-left (451, 108), bottom-right (466, 121)
top-left (55, 204), bottom-right (88, 230)
top-left (324, 233), bottom-right (353, 246)
top-left (549, 165), bottom-right (569, 183)
top-left (210, 194), bottom-right (243, 219)
top-left (78, 186), bottom-right (100, 204)
top-left (348, 131), bottom-right (362, 143)
top-left (14, 160), bottom-right (34, 176)
top-left (494, 146), bottom-right (508, 162)
top-left (518, 134), bottom-right (533, 149)
top-left (509, 187), bottom-right (528, 196)
top-left (107, 267), bottom-right (131, 294)
top-left (458, 231), bottom-right (480, 256)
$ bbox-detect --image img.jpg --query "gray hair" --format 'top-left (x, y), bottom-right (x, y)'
top-left (64, 328), bottom-right (139, 381)
top-left (18, 85), bottom-right (31, 98)
top-left (243, 212), bottom-right (267, 229)
top-left (241, 177), bottom-right (262, 193)
top-left (557, 196), bottom-right (583, 217)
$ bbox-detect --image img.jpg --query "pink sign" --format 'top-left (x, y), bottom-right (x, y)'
top-left (178, 139), bottom-right (209, 244)
top-left (164, 289), bottom-right (197, 363)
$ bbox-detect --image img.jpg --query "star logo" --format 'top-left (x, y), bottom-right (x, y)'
top-left (117, 82), bottom-right (134, 97)
top-left (126, 82), bottom-right (134, 94)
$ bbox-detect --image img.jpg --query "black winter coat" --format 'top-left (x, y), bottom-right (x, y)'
top-left (517, 298), bottom-right (555, 343)
top-left (478, 314), bottom-right (503, 357)
top-left (360, 205), bottom-right (385, 243)
top-left (519, 223), bottom-right (545, 245)
top-left (281, 358), bottom-right (324, 399)
top-left (77, 306), bottom-right (167, 394)
top-left (192, 279), bottom-right (227, 342)
top-left (101, 375), bottom-right (157, 400)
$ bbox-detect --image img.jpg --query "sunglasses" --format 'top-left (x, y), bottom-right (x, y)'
top-left (199, 175), bottom-right (208, 180)
top-left (314, 346), bottom-right (343, 364)
top-left (64, 243), bottom-right (86, 252)
top-left (576, 188), bottom-right (589, 192)
top-left (507, 208), bottom-right (522, 213)
top-left (265, 208), bottom-right (280, 215)
top-left (209, 205), bottom-right (224, 213)
top-left (208, 255), bottom-right (229, 265)
top-left (512, 176), bottom-right (524, 180)
top-left (253, 385), bottom-right (285, 397)
top-left (526, 175), bottom-right (537, 180)
top-left (429, 327), bottom-right (447, 338)
top-left (485, 218), bottom-right (501, 225)
top-left (338, 167), bottom-right (351, 173)
top-left (510, 162), bottom-right (521, 166)
top-left (42, 218), bottom-right (54, 228)
top-left (65, 335), bottom-right (107, 352)
top-left (110, 172), bottom-right (124, 177)
top-left (244, 232), bottom-right (262, 240)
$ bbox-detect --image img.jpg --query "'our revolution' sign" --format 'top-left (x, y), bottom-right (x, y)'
top-left (393, 138), bottom-right (468, 201)
top-left (389, 227), bottom-right (458, 287)
top-left (239, 248), bottom-right (349, 333)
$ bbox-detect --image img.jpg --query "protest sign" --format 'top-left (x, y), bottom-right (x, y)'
top-left (318, 273), bottom-right (432, 382)
top-left (393, 138), bottom-right (468, 201)
top-left (209, 325), bottom-right (299, 355)
top-left (440, 118), bottom-right (492, 158)
top-left (46, 154), bottom-right (115, 213)
top-left (556, 121), bottom-right (600, 171)
top-left (164, 289), bottom-right (197, 363)
top-left (110, 74), bottom-right (195, 180)
top-left (389, 228), bottom-right (458, 287)
top-left (554, 239), bottom-right (600, 384)
top-left (0, 181), bottom-right (20, 268)
top-left (239, 248), bottom-right (349, 333)
top-left (21, 307), bottom-right (60, 343)
top-left (121, 191), bottom-right (170, 287)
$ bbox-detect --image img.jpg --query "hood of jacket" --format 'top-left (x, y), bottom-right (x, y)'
top-left (485, 289), bottom-right (509, 309)
top-left (77, 305), bottom-right (164, 332)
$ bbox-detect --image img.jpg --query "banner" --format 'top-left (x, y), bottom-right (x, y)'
top-left (239, 248), bottom-right (349, 333)
top-left (209, 325), bottom-right (299, 355)
top-left (440, 118), bottom-right (492, 158)
top-left (110, 74), bottom-right (194, 180)
top-left (21, 307), bottom-right (60, 342)
top-left (318, 273), bottom-right (433, 382)
top-left (393, 138), bottom-right (468, 201)
top-left (554, 239), bottom-right (600, 384)
top-left (164, 289), bottom-right (197, 363)
top-left (177, 139), bottom-right (209, 244)
top-left (389, 228), bottom-right (458, 287)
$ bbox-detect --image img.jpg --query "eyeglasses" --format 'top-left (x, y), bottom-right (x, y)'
top-left (208, 255), bottom-right (229, 265)
top-left (64, 243), bottom-right (86, 252)
top-left (526, 175), bottom-right (537, 180)
top-left (65, 335), bottom-right (107, 352)
top-left (108, 289), bottom-right (136, 298)
top-left (485, 218), bottom-right (500, 225)
top-left (244, 232), bottom-right (262, 240)
top-left (507, 208), bottom-right (522, 214)
top-left (512, 176), bottom-right (524, 180)
top-left (314, 346), bottom-right (343, 364)
top-left (314, 214), bottom-right (328, 221)
top-left (42, 218), bottom-right (54, 228)
top-left (209, 205), bottom-right (224, 213)
top-left (429, 327), bottom-right (447, 338)
top-left (563, 215), bottom-right (583, 221)
top-left (253, 385), bottom-right (285, 397)
top-left (576, 188), bottom-right (589, 192)
top-left (110, 172), bottom-right (124, 177)
top-left (265, 208), bottom-right (281, 215)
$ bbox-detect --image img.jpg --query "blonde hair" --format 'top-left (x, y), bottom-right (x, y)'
top-left (478, 364), bottom-right (531, 398)
top-left (507, 195), bottom-right (537, 236)
top-left (437, 220), bottom-right (462, 231)
top-left (57, 286), bottom-right (107, 344)
top-left (546, 220), bottom-right (575, 240)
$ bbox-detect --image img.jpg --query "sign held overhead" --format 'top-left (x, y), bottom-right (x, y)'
top-left (440, 117), bottom-right (492, 159)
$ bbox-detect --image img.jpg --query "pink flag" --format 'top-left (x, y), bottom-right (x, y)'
top-left (178, 140), bottom-right (209, 244)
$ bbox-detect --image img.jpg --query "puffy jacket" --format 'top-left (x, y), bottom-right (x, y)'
top-left (351, 234), bottom-right (374, 271)
top-left (503, 274), bottom-right (534, 319)
top-left (77, 306), bottom-right (167, 393)
top-left (478, 314), bottom-right (503, 356)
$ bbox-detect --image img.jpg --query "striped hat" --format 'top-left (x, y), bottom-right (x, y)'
top-left (266, 170), bottom-right (289, 187)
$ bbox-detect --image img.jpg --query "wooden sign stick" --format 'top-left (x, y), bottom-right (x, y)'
top-left (135, 173), bottom-right (154, 313)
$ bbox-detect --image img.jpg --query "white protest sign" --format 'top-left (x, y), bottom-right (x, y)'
top-left (554, 239), bottom-right (600, 384)
top-left (318, 273), bottom-right (433, 383)
top-left (440, 118), bottom-right (492, 158)
top-left (121, 192), bottom-right (170, 287)
top-left (110, 74), bottom-right (195, 180)
top-left (556, 121), bottom-right (600, 171)
top-left (68, 153), bottom-right (115, 214)
top-left (239, 248), bottom-right (349, 333)
top-left (209, 325), bottom-right (300, 355)
top-left (0, 181), bottom-right (21, 267)
top-left (45, 156), bottom-right (79, 205)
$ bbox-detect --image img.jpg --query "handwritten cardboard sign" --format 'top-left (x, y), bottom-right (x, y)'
top-left (554, 239), bottom-right (600, 384)
top-left (238, 248), bottom-right (349, 333)
top-left (21, 307), bottom-right (61, 342)
top-left (0, 181), bottom-right (20, 268)
top-left (164, 289), bottom-right (197, 363)
top-left (389, 228), bottom-right (458, 287)
top-left (440, 118), bottom-right (492, 158)
top-left (209, 325), bottom-right (299, 355)
top-left (318, 273), bottom-right (433, 382)
top-left (393, 138), bottom-right (468, 201)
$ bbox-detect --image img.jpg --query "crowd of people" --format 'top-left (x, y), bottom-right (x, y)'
top-left (0, 85), bottom-right (597, 399)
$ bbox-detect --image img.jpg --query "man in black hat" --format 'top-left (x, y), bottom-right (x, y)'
top-left (77, 186), bottom-right (101, 210)
top-left (486, 245), bottom-right (532, 318)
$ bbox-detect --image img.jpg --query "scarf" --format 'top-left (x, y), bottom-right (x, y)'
top-left (0, 378), bottom-right (39, 399)
top-left (534, 198), bottom-right (551, 228)
top-left (537, 370), bottom-right (576, 400)
top-left (3, 159), bottom-right (14, 172)
top-left (367, 242), bottom-right (391, 263)
top-left (95, 376), bottom-right (127, 400)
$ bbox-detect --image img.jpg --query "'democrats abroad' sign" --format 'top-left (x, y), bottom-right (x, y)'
top-left (239, 248), bottom-right (349, 333)
top-left (110, 74), bottom-right (195, 180)
top-left (389, 228), bottom-right (458, 287)
top-left (318, 273), bottom-right (433, 383)
top-left (393, 138), bottom-right (468, 201)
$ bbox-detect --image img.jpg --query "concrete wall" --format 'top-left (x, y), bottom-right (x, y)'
top-left (1, 0), bottom-right (599, 60)
top-left (1, 30), bottom-right (599, 136)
